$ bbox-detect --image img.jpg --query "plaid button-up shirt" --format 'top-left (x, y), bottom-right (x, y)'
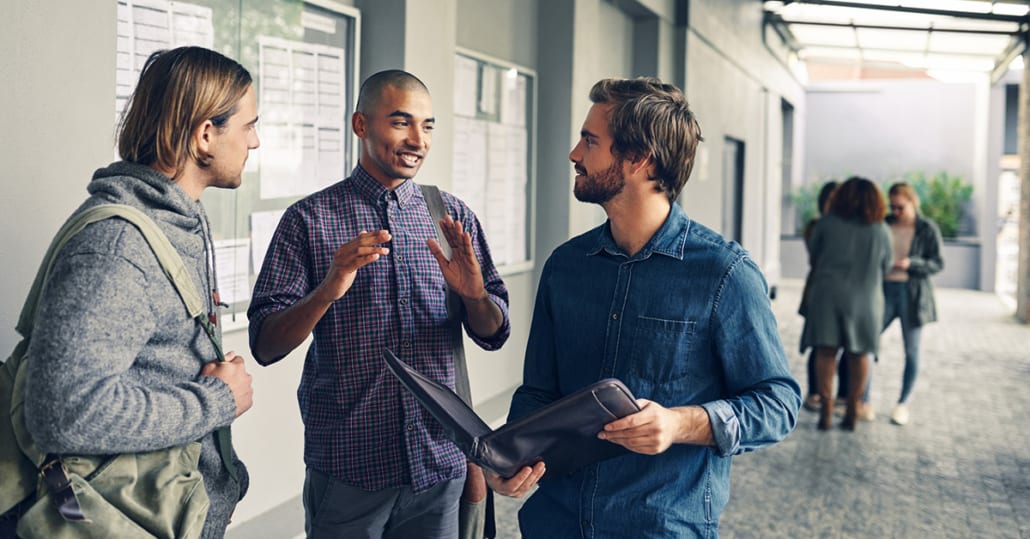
top-left (248, 165), bottom-right (510, 493)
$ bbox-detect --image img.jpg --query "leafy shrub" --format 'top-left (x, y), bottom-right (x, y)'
top-left (900, 171), bottom-right (973, 238)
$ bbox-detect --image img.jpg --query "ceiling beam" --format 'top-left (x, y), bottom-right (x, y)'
top-left (777, 18), bottom-right (1019, 36)
top-left (772, 0), bottom-right (1029, 24)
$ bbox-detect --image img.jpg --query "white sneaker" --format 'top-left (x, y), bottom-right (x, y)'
top-left (890, 404), bottom-right (910, 426)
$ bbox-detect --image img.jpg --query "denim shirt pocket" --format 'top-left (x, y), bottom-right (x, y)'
top-left (627, 316), bottom-right (696, 383)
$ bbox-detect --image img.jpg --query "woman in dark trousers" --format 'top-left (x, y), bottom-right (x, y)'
top-left (799, 180), bottom-right (837, 412)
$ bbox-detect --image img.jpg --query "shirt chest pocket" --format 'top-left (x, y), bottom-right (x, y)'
top-left (627, 316), bottom-right (696, 383)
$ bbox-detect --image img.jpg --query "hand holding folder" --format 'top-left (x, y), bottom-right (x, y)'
top-left (382, 348), bottom-right (641, 478)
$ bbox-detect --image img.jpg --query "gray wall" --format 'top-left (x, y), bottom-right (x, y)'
top-left (804, 80), bottom-right (978, 183)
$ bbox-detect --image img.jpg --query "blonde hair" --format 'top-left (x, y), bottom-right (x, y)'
top-left (889, 182), bottom-right (920, 212)
top-left (118, 46), bottom-right (252, 176)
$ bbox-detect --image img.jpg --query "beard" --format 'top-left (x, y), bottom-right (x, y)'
top-left (574, 160), bottom-right (625, 204)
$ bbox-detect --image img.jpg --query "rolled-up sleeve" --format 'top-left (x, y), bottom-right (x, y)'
top-left (708, 257), bottom-right (801, 456)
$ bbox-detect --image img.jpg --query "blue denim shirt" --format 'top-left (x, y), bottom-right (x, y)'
top-left (509, 204), bottom-right (801, 538)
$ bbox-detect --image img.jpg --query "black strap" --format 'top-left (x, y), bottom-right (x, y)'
top-left (420, 184), bottom-right (495, 538)
top-left (40, 457), bottom-right (89, 522)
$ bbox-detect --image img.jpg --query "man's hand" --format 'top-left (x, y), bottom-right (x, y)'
top-left (317, 230), bottom-right (391, 302)
top-left (893, 257), bottom-right (911, 271)
top-left (427, 215), bottom-right (486, 301)
top-left (484, 461), bottom-right (546, 498)
top-left (201, 352), bottom-right (254, 418)
top-left (597, 399), bottom-right (713, 454)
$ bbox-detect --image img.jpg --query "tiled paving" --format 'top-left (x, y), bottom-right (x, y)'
top-left (493, 279), bottom-right (1030, 538)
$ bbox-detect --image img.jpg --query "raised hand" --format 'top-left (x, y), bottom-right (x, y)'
top-left (317, 230), bottom-right (391, 302)
top-left (427, 215), bottom-right (486, 301)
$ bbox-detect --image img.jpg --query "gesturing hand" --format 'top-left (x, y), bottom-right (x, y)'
top-left (317, 230), bottom-right (391, 302)
top-left (427, 215), bottom-right (486, 301)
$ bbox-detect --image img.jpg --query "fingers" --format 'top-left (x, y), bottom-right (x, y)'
top-left (487, 462), bottom-right (546, 498)
top-left (202, 356), bottom-right (255, 418)
top-left (438, 216), bottom-right (472, 253)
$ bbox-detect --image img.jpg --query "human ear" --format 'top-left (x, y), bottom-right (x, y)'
top-left (192, 119), bottom-right (215, 165)
top-left (351, 112), bottom-right (367, 138)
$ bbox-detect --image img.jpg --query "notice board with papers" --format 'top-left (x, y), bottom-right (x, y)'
top-left (451, 49), bottom-right (536, 275)
top-left (115, 0), bottom-right (360, 328)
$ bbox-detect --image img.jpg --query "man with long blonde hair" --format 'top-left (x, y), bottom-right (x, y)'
top-left (23, 46), bottom-right (259, 538)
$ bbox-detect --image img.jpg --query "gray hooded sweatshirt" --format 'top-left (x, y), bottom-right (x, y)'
top-left (23, 161), bottom-right (248, 538)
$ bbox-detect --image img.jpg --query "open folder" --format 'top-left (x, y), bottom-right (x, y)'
top-left (382, 348), bottom-right (641, 478)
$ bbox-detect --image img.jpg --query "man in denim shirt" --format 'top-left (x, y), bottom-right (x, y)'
top-left (488, 78), bottom-right (801, 538)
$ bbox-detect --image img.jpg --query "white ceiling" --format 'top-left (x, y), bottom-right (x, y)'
top-left (763, 0), bottom-right (1030, 79)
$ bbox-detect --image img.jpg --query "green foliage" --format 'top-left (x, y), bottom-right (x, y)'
top-left (790, 172), bottom-right (974, 238)
top-left (790, 183), bottom-right (822, 235)
top-left (900, 171), bottom-right (974, 238)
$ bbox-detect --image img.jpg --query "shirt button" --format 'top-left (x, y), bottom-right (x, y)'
top-left (396, 254), bottom-right (403, 262)
top-left (402, 340), bottom-right (411, 348)
top-left (406, 424), bottom-right (414, 431)
top-left (400, 298), bottom-right (408, 305)
top-left (611, 313), bottom-right (619, 320)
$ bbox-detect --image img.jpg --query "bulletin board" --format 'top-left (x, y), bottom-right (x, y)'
top-left (451, 48), bottom-right (536, 275)
top-left (115, 0), bottom-right (360, 329)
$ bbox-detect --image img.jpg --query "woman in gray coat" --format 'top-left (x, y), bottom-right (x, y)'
top-left (800, 177), bottom-right (892, 430)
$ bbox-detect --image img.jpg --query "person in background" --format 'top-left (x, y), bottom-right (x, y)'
top-left (800, 180), bottom-right (838, 412)
top-left (23, 46), bottom-right (258, 538)
top-left (800, 176), bottom-right (892, 431)
top-left (248, 70), bottom-right (510, 538)
top-left (879, 182), bottom-right (944, 426)
top-left (487, 77), bottom-right (800, 537)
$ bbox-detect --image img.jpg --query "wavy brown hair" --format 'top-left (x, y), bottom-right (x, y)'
top-left (118, 46), bottom-right (252, 177)
top-left (827, 176), bottom-right (886, 224)
top-left (589, 77), bottom-right (703, 201)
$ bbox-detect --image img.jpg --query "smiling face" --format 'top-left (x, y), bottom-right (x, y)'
top-left (353, 85), bottom-right (434, 188)
top-left (570, 103), bottom-right (625, 204)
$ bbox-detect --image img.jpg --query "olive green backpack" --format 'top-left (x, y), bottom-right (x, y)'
top-left (0, 204), bottom-right (235, 538)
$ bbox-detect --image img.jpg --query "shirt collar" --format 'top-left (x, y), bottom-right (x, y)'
top-left (587, 202), bottom-right (691, 261)
top-left (351, 164), bottom-right (418, 207)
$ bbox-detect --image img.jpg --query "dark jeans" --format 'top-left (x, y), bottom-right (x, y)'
top-left (303, 467), bottom-right (464, 539)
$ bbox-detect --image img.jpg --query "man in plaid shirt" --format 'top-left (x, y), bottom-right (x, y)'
top-left (248, 70), bottom-right (510, 538)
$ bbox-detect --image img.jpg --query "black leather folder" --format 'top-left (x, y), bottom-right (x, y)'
top-left (382, 348), bottom-right (641, 478)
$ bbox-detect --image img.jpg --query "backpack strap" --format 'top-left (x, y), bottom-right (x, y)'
top-left (16, 204), bottom-right (204, 337)
top-left (17, 204), bottom-right (236, 481)
top-left (418, 185), bottom-right (472, 406)
top-left (419, 185), bottom-right (497, 538)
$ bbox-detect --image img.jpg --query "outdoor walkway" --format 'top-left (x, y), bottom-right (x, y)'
top-left (493, 279), bottom-right (1030, 538)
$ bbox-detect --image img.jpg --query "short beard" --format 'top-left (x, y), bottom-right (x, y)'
top-left (574, 160), bottom-right (625, 204)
